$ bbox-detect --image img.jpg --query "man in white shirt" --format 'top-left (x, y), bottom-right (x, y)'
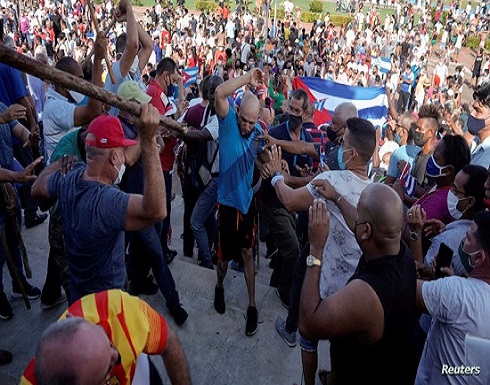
top-left (469, 82), bottom-right (490, 168)
top-left (415, 211), bottom-right (490, 385)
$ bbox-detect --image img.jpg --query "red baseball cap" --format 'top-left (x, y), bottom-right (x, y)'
top-left (85, 115), bottom-right (137, 148)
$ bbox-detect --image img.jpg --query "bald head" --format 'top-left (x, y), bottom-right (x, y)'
top-left (334, 102), bottom-right (358, 126)
top-left (241, 91), bottom-right (260, 116)
top-left (359, 184), bottom-right (403, 243)
top-left (35, 318), bottom-right (114, 385)
top-left (238, 91), bottom-right (260, 137)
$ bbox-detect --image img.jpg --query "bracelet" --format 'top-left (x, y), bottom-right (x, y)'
top-left (271, 174), bottom-right (284, 187)
top-left (336, 195), bottom-right (343, 204)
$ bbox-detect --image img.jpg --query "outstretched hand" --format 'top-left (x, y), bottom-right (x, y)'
top-left (12, 156), bottom-right (44, 184)
top-left (266, 144), bottom-right (283, 175)
top-left (308, 199), bottom-right (330, 253)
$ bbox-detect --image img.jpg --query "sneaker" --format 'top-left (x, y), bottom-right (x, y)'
top-left (164, 249), bottom-right (177, 265)
top-left (0, 349), bottom-right (13, 365)
top-left (275, 317), bottom-right (297, 347)
top-left (214, 286), bottom-right (225, 314)
top-left (0, 292), bottom-right (13, 320)
top-left (168, 305), bottom-right (188, 326)
top-left (24, 213), bottom-right (48, 229)
top-left (275, 288), bottom-right (290, 309)
top-left (245, 306), bottom-right (258, 336)
top-left (41, 292), bottom-right (67, 310)
top-left (12, 283), bottom-right (41, 300)
top-left (129, 276), bottom-right (159, 296)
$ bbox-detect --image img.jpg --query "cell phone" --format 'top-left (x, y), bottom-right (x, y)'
top-left (435, 242), bottom-right (453, 278)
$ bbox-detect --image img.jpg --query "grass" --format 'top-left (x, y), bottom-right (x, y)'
top-left (138, 0), bottom-right (397, 22)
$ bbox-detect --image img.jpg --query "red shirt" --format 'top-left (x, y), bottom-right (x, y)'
top-left (146, 79), bottom-right (178, 172)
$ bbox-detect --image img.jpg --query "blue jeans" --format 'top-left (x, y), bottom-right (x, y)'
top-left (190, 177), bottom-right (218, 266)
top-left (127, 221), bottom-right (180, 309)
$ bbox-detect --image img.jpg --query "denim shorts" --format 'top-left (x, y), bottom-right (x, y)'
top-left (300, 334), bottom-right (319, 353)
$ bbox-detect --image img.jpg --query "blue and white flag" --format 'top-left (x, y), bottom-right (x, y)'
top-left (182, 67), bottom-right (198, 88)
top-left (371, 55), bottom-right (392, 75)
top-left (293, 77), bottom-right (389, 128)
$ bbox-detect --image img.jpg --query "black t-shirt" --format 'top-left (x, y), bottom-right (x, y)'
top-left (330, 242), bottom-right (417, 385)
top-left (262, 122), bottom-right (313, 208)
top-left (401, 41), bottom-right (410, 57)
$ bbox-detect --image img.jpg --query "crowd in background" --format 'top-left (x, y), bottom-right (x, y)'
top-left (0, 0), bottom-right (490, 384)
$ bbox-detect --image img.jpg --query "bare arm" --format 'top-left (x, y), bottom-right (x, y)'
top-left (115, 0), bottom-right (138, 78)
top-left (0, 157), bottom-right (43, 184)
top-left (299, 199), bottom-right (384, 342)
top-left (214, 68), bottom-right (263, 119)
top-left (416, 279), bottom-right (428, 313)
top-left (264, 133), bottom-right (319, 160)
top-left (73, 34), bottom-right (106, 126)
top-left (136, 22), bottom-right (153, 72)
top-left (17, 96), bottom-right (37, 132)
top-left (385, 87), bottom-right (398, 121)
top-left (125, 103), bottom-right (166, 231)
top-left (161, 328), bottom-right (192, 385)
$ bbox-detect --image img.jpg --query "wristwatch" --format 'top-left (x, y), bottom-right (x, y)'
top-left (272, 171), bottom-right (282, 179)
top-left (306, 255), bottom-right (322, 268)
top-left (410, 231), bottom-right (421, 241)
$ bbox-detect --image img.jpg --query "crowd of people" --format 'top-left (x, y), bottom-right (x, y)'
top-left (0, 0), bottom-right (490, 384)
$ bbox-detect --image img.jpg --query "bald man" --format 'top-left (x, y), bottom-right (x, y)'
top-left (212, 69), bottom-right (268, 336)
top-left (300, 184), bottom-right (417, 385)
top-left (21, 290), bottom-right (191, 385)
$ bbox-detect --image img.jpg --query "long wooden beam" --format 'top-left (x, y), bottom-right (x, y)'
top-left (0, 45), bottom-right (186, 133)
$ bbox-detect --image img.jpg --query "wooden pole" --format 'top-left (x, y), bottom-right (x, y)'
top-left (86, 1), bottom-right (117, 85)
top-left (0, 46), bottom-right (186, 133)
top-left (81, 17), bottom-right (117, 68)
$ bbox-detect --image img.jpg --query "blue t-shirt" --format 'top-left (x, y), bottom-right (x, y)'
top-left (218, 107), bottom-right (263, 214)
top-left (386, 144), bottom-right (421, 179)
top-left (48, 163), bottom-right (129, 302)
top-left (0, 63), bottom-right (29, 106)
top-left (262, 121), bottom-right (313, 208)
top-left (0, 102), bottom-right (19, 170)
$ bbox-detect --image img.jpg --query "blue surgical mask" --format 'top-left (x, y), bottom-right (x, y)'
top-left (394, 133), bottom-right (403, 145)
top-left (337, 146), bottom-right (346, 170)
top-left (425, 154), bottom-right (449, 178)
top-left (458, 239), bottom-right (480, 273)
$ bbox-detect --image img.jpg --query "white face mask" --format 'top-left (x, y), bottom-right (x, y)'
top-left (113, 154), bottom-right (126, 185)
top-left (447, 190), bottom-right (466, 220)
top-left (69, 90), bottom-right (85, 104)
top-left (130, 56), bottom-right (139, 74)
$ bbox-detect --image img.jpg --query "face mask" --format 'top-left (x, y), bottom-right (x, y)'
top-left (447, 190), bottom-right (467, 220)
top-left (113, 155), bottom-right (126, 185)
top-left (326, 126), bottom-right (339, 142)
top-left (394, 133), bottom-right (403, 146)
top-left (130, 55), bottom-right (139, 74)
top-left (458, 239), bottom-right (480, 273)
top-left (337, 145), bottom-right (348, 170)
top-left (68, 90), bottom-right (85, 104)
top-left (425, 154), bottom-right (449, 178)
top-left (413, 130), bottom-right (427, 147)
top-left (467, 114), bottom-right (486, 135)
top-left (288, 113), bottom-right (302, 130)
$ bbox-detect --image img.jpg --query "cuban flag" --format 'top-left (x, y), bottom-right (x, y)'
top-left (401, 162), bottom-right (417, 197)
top-left (371, 55), bottom-right (392, 75)
top-left (182, 67), bottom-right (198, 88)
top-left (292, 77), bottom-right (389, 128)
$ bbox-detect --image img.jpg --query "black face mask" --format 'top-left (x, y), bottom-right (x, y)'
top-left (288, 113), bottom-right (303, 130)
top-left (326, 125), bottom-right (339, 142)
top-left (467, 114), bottom-right (486, 135)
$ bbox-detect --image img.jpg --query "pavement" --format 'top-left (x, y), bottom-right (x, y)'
top-left (0, 186), bottom-right (329, 385)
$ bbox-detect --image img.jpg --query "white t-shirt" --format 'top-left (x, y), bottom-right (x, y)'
top-left (307, 171), bottom-right (371, 299)
top-left (416, 277), bottom-right (490, 385)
